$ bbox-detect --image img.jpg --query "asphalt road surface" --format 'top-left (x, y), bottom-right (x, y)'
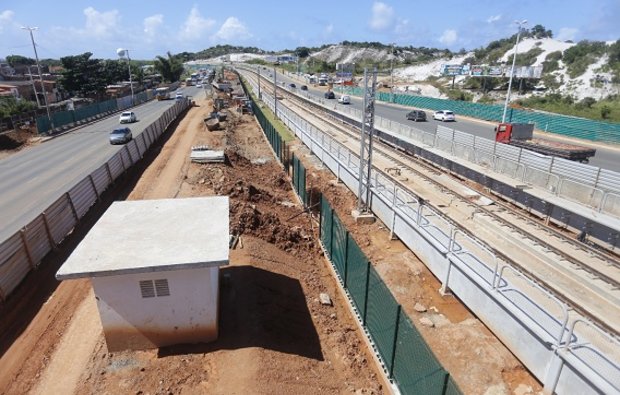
top-left (0, 86), bottom-right (202, 242)
top-left (269, 69), bottom-right (620, 173)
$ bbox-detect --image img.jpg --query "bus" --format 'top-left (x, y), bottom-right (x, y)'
top-left (155, 87), bottom-right (171, 100)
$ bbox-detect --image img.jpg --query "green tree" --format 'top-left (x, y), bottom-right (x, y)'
top-left (530, 24), bottom-right (553, 39)
top-left (0, 97), bottom-right (37, 118)
top-left (153, 52), bottom-right (184, 83)
top-left (101, 59), bottom-right (129, 85)
top-left (59, 52), bottom-right (107, 98)
top-left (295, 47), bottom-right (310, 58)
top-left (5, 55), bottom-right (35, 66)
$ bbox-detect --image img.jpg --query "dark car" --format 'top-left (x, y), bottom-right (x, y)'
top-left (300, 85), bottom-right (308, 91)
top-left (406, 109), bottom-right (427, 122)
top-left (109, 127), bottom-right (132, 145)
top-left (324, 91), bottom-right (335, 99)
top-left (289, 83), bottom-right (296, 88)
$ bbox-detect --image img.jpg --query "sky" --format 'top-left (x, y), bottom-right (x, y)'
top-left (1, 1), bottom-right (619, 60)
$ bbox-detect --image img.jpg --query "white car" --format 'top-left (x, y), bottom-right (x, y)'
top-left (119, 111), bottom-right (137, 123)
top-left (337, 95), bottom-right (351, 104)
top-left (433, 110), bottom-right (455, 122)
top-left (196, 83), bottom-right (203, 88)
top-left (175, 92), bottom-right (184, 100)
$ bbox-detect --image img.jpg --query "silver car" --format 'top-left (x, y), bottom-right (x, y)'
top-left (109, 127), bottom-right (132, 144)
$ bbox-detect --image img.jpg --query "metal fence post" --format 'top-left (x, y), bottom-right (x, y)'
top-left (343, 233), bottom-right (349, 286)
top-left (442, 373), bottom-right (451, 395)
top-left (389, 305), bottom-right (402, 378)
top-left (363, 261), bottom-right (371, 325)
top-left (329, 208), bottom-right (335, 258)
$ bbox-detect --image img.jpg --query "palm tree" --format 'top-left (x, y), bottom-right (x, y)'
top-left (153, 52), bottom-right (184, 83)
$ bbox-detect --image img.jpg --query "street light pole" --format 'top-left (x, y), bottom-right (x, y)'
top-left (273, 66), bottom-right (277, 116)
top-left (117, 48), bottom-right (135, 106)
top-left (27, 65), bottom-right (41, 107)
top-left (390, 43), bottom-right (395, 102)
top-left (502, 20), bottom-right (527, 123)
top-left (258, 66), bottom-right (261, 99)
top-left (22, 26), bottom-right (53, 129)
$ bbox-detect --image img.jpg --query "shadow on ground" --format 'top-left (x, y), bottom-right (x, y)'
top-left (158, 265), bottom-right (324, 361)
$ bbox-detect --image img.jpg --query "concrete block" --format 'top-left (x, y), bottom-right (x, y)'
top-left (351, 209), bottom-right (376, 225)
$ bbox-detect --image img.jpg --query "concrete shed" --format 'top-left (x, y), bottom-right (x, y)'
top-left (56, 197), bottom-right (229, 351)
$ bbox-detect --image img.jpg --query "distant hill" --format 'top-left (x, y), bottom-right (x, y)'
top-left (191, 35), bottom-right (620, 102)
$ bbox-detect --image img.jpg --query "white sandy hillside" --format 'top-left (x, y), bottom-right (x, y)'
top-left (500, 37), bottom-right (575, 66)
top-left (310, 46), bottom-right (388, 64)
top-left (499, 37), bottom-right (618, 100)
top-left (393, 53), bottom-right (472, 81)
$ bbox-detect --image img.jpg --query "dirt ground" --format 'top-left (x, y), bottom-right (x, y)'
top-left (0, 82), bottom-right (543, 395)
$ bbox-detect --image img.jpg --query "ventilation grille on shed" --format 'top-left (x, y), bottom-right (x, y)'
top-left (139, 279), bottom-right (170, 298)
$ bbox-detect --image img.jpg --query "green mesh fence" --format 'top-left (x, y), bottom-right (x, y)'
top-left (319, 194), bottom-right (462, 395)
top-left (345, 234), bottom-right (369, 315)
top-left (331, 215), bottom-right (347, 277)
top-left (392, 315), bottom-right (449, 394)
top-left (365, 266), bottom-right (400, 372)
top-left (292, 154), bottom-right (308, 206)
top-left (36, 97), bottom-right (121, 134)
top-left (320, 197), bottom-right (333, 257)
top-left (336, 86), bottom-right (620, 143)
top-left (252, 99), bottom-right (286, 163)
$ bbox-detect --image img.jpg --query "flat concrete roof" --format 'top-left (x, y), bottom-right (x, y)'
top-left (56, 197), bottom-right (229, 280)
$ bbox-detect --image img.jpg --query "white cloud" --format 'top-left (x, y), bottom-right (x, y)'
top-left (0, 10), bottom-right (15, 32)
top-left (83, 7), bottom-right (120, 37)
top-left (439, 29), bottom-right (458, 45)
top-left (369, 2), bottom-right (394, 31)
top-left (557, 27), bottom-right (579, 42)
top-left (144, 14), bottom-right (163, 38)
top-left (487, 14), bottom-right (501, 23)
top-left (212, 17), bottom-right (251, 41)
top-left (395, 18), bottom-right (409, 35)
top-left (179, 6), bottom-right (215, 41)
top-left (324, 24), bottom-right (333, 35)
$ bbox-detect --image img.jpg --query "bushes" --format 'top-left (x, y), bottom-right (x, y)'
top-left (514, 47), bottom-right (544, 66)
top-left (563, 40), bottom-right (607, 78)
top-left (516, 93), bottom-right (620, 122)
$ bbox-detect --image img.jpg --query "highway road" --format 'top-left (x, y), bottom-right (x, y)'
top-left (269, 69), bottom-right (620, 173)
top-left (0, 86), bottom-right (202, 242)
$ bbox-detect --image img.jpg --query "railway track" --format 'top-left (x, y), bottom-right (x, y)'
top-left (241, 70), bottom-right (620, 336)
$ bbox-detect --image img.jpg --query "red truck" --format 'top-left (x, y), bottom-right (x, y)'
top-left (494, 123), bottom-right (596, 163)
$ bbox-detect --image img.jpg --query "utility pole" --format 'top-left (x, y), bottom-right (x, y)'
top-left (22, 26), bottom-right (53, 129)
top-left (502, 20), bottom-right (527, 123)
top-left (27, 65), bottom-right (41, 107)
top-left (273, 66), bottom-right (277, 116)
top-left (117, 48), bottom-right (135, 106)
top-left (257, 66), bottom-right (261, 99)
top-left (356, 67), bottom-right (378, 214)
top-left (390, 43), bottom-right (395, 102)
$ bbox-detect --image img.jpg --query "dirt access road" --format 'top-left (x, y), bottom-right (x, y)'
top-left (0, 85), bottom-right (543, 394)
